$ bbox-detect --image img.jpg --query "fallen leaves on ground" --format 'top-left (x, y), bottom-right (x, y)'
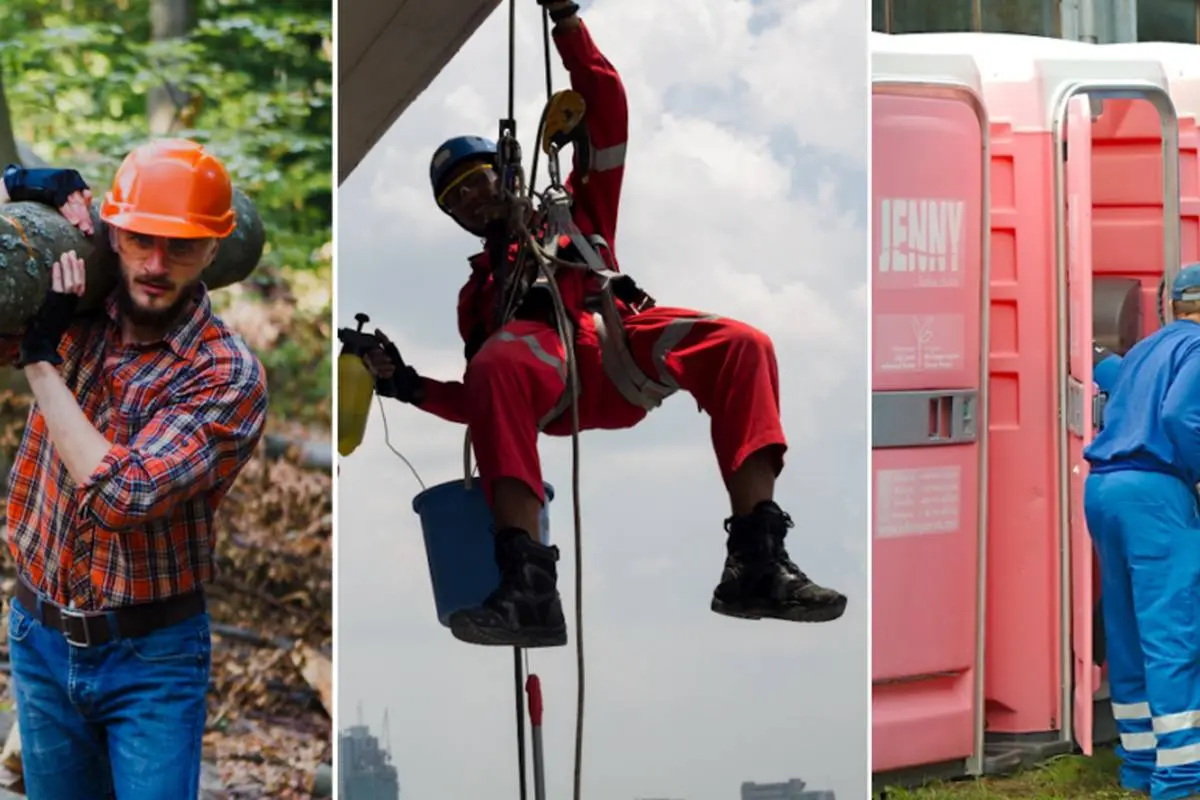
top-left (205, 439), bottom-right (333, 795)
top-left (204, 712), bottom-right (330, 798)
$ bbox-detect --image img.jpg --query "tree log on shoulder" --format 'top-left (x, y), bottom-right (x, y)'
top-left (0, 188), bottom-right (265, 334)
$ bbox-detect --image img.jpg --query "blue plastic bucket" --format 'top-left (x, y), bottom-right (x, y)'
top-left (412, 479), bottom-right (555, 627)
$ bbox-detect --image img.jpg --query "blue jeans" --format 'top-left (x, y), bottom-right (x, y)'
top-left (8, 595), bottom-right (212, 800)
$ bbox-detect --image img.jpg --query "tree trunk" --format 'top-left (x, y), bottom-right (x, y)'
top-left (0, 187), bottom-right (264, 333)
top-left (148, 0), bottom-right (195, 136)
top-left (0, 72), bottom-right (19, 168)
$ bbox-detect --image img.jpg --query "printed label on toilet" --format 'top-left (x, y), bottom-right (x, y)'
top-left (876, 198), bottom-right (966, 289)
top-left (874, 312), bottom-right (964, 373)
top-left (875, 466), bottom-right (962, 538)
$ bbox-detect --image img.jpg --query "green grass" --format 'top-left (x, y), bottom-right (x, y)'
top-left (878, 749), bottom-right (1144, 799)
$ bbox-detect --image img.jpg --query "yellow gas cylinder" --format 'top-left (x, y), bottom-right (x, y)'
top-left (337, 312), bottom-right (376, 457)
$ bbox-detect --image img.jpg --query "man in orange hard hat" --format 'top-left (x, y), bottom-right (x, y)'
top-left (0, 139), bottom-right (268, 799)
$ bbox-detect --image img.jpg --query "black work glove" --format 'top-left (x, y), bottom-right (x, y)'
top-left (3, 164), bottom-right (90, 208)
top-left (537, 0), bottom-right (580, 22)
top-left (373, 337), bottom-right (426, 405)
top-left (19, 289), bottom-right (79, 368)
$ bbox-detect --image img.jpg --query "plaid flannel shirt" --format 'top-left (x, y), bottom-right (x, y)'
top-left (6, 285), bottom-right (268, 610)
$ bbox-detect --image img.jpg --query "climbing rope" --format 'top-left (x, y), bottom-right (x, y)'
top-left (479, 2), bottom-right (590, 799)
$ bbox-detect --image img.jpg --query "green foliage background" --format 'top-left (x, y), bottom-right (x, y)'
top-left (0, 0), bottom-right (332, 429)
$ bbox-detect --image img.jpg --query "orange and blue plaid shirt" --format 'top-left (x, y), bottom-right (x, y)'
top-left (5, 285), bottom-right (268, 610)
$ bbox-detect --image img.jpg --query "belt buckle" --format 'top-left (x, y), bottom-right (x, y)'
top-left (59, 607), bottom-right (93, 648)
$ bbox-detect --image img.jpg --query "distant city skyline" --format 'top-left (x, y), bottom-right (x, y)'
top-left (339, 718), bottom-right (400, 800)
top-left (742, 777), bottom-right (837, 800)
top-left (338, 723), bottom-right (838, 800)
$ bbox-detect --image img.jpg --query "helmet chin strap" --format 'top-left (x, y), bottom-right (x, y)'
top-left (454, 212), bottom-right (490, 239)
top-left (446, 202), bottom-right (505, 239)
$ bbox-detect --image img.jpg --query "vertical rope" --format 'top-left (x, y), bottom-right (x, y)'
top-left (514, 646), bottom-right (528, 800)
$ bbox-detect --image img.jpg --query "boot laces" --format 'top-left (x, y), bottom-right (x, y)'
top-left (724, 508), bottom-right (809, 581)
top-left (762, 511), bottom-right (809, 582)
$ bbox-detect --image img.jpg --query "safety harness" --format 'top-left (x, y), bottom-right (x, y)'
top-left (495, 117), bottom-right (681, 435)
top-left (541, 185), bottom-right (678, 409)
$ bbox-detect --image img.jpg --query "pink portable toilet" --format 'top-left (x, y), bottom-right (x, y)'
top-left (869, 32), bottom-right (990, 786)
top-left (941, 31), bottom-right (1177, 763)
top-left (872, 31), bottom-right (1181, 775)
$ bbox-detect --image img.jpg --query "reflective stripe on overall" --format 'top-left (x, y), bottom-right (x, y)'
top-left (525, 186), bottom-right (688, 432)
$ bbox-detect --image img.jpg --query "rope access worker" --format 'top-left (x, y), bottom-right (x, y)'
top-left (364, 0), bottom-right (847, 649)
top-left (1082, 262), bottom-right (1200, 800)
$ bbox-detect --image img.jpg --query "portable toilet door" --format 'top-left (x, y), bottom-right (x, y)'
top-left (1060, 44), bottom-right (1190, 749)
top-left (869, 33), bottom-right (989, 784)
top-left (1061, 91), bottom-right (1096, 756)
top-left (1048, 75), bottom-right (1181, 757)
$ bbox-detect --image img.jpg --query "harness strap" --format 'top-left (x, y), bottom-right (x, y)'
top-left (537, 191), bottom-right (677, 413)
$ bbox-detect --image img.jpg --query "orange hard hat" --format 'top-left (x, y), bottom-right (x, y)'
top-left (100, 139), bottom-right (237, 239)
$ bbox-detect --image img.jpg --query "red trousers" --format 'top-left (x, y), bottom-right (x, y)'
top-left (463, 307), bottom-right (788, 505)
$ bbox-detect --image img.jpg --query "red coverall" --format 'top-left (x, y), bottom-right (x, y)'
top-left (420, 20), bottom-right (788, 505)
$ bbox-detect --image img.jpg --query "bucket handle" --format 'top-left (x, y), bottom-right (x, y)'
top-left (463, 428), bottom-right (473, 490)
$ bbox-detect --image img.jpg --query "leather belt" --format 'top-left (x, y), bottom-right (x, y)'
top-left (14, 577), bottom-right (206, 648)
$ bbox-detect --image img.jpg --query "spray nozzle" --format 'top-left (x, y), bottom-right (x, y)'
top-left (338, 312), bottom-right (380, 357)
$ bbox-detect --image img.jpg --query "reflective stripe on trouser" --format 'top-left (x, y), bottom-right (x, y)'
top-left (1084, 470), bottom-right (1200, 800)
top-left (462, 309), bottom-right (788, 506)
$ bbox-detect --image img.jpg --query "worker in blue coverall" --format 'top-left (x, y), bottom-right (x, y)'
top-left (1083, 262), bottom-right (1200, 800)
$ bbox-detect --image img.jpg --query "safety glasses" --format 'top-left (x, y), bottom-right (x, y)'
top-left (114, 229), bottom-right (213, 267)
top-left (436, 162), bottom-right (496, 212)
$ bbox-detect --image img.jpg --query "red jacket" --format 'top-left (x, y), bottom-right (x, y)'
top-left (423, 19), bottom-right (629, 423)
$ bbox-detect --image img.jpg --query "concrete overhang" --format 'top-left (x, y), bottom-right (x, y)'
top-left (338, 0), bottom-right (504, 184)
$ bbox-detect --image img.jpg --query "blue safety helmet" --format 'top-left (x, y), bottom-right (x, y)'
top-left (1171, 262), bottom-right (1200, 303)
top-left (429, 135), bottom-right (498, 206)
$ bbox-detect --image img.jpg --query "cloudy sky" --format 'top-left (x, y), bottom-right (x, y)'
top-left (336, 1), bottom-right (869, 798)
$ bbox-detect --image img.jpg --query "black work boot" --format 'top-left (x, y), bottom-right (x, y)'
top-left (448, 527), bottom-right (568, 648)
top-left (711, 501), bottom-right (847, 623)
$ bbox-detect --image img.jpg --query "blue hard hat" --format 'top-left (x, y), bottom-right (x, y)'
top-left (1171, 262), bottom-right (1200, 302)
top-left (429, 136), bottom-right (497, 201)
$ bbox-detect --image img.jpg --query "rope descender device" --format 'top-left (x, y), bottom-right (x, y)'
top-left (540, 89), bottom-right (590, 190)
top-left (496, 117), bottom-right (533, 228)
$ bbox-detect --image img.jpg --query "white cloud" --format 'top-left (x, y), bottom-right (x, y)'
top-left (336, 0), bottom-right (868, 798)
